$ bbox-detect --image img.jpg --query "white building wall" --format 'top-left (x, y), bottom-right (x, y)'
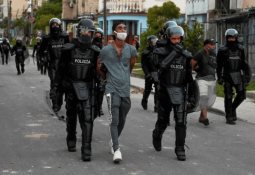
top-left (230, 0), bottom-right (243, 9)
top-left (0, 0), bottom-right (8, 19)
top-left (98, 0), bottom-right (186, 13)
top-left (185, 0), bottom-right (208, 15)
top-left (208, 0), bottom-right (215, 11)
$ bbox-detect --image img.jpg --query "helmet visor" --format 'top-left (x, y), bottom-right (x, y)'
top-left (79, 26), bottom-right (95, 35)
top-left (151, 38), bottom-right (158, 46)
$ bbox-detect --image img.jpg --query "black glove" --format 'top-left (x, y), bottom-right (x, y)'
top-left (145, 73), bottom-right (152, 81)
top-left (151, 72), bottom-right (159, 83)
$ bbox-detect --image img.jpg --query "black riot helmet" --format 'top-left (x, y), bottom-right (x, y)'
top-left (225, 28), bottom-right (238, 38)
top-left (163, 20), bottom-right (177, 32)
top-left (16, 38), bottom-right (22, 46)
top-left (95, 28), bottom-right (104, 36)
top-left (76, 19), bottom-right (95, 49)
top-left (225, 28), bottom-right (238, 41)
top-left (159, 20), bottom-right (178, 38)
top-left (225, 28), bottom-right (239, 46)
top-left (147, 35), bottom-right (158, 47)
top-left (166, 25), bottom-right (184, 38)
top-left (49, 18), bottom-right (62, 36)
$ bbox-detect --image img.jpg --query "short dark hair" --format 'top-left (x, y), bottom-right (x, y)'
top-left (112, 21), bottom-right (125, 32)
top-left (203, 39), bottom-right (216, 46)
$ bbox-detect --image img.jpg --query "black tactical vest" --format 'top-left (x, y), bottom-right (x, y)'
top-left (49, 37), bottom-right (65, 61)
top-left (16, 46), bottom-right (24, 57)
top-left (68, 48), bottom-right (95, 81)
top-left (227, 49), bottom-right (242, 72)
top-left (163, 55), bottom-right (187, 86)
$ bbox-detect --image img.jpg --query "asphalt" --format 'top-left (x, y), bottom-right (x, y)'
top-left (131, 76), bottom-right (255, 124)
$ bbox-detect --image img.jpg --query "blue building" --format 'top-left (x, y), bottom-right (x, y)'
top-left (97, 12), bottom-right (147, 44)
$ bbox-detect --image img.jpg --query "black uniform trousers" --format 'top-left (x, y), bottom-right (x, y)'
top-left (223, 80), bottom-right (246, 120)
top-left (154, 86), bottom-right (187, 147)
top-left (142, 77), bottom-right (159, 109)
top-left (65, 90), bottom-right (93, 151)
top-left (15, 56), bottom-right (25, 74)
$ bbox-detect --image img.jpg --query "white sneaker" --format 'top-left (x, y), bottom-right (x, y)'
top-left (113, 148), bottom-right (122, 163)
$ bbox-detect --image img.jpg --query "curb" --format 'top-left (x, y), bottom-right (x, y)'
top-left (246, 91), bottom-right (255, 100)
top-left (131, 84), bottom-right (226, 116)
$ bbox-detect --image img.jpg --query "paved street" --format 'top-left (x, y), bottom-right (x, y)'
top-left (0, 55), bottom-right (255, 175)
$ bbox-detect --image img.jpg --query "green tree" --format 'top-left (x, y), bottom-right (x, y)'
top-left (34, 0), bottom-right (62, 32)
top-left (182, 21), bottom-right (204, 55)
top-left (140, 1), bottom-right (180, 54)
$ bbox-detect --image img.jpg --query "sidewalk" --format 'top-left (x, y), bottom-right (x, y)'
top-left (131, 76), bottom-right (255, 124)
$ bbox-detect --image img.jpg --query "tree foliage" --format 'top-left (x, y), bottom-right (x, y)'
top-left (34, 0), bottom-right (62, 32)
top-left (140, 1), bottom-right (180, 53)
top-left (182, 21), bottom-right (204, 55)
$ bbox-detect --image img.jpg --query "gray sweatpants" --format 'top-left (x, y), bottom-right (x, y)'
top-left (106, 93), bottom-right (131, 151)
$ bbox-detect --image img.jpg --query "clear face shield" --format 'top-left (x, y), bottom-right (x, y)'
top-left (79, 26), bottom-right (94, 36)
top-left (151, 38), bottom-right (158, 46)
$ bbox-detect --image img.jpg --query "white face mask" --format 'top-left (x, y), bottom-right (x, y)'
top-left (114, 31), bottom-right (127, 41)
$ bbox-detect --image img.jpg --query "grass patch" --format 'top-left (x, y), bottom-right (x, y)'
top-left (216, 80), bottom-right (255, 97)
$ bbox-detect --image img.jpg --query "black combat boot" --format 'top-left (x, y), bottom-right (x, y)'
top-left (152, 129), bottom-right (162, 151)
top-left (232, 109), bottom-right (237, 121)
top-left (226, 114), bottom-right (236, 125)
top-left (175, 146), bottom-right (186, 161)
top-left (175, 126), bottom-right (186, 161)
top-left (66, 139), bottom-right (76, 152)
top-left (81, 143), bottom-right (91, 161)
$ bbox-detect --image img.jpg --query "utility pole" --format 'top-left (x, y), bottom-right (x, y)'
top-left (103, 0), bottom-right (107, 44)
top-left (30, 0), bottom-right (33, 36)
top-left (7, 0), bottom-right (12, 39)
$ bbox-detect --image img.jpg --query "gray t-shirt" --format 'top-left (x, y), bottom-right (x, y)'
top-left (99, 43), bottom-right (137, 97)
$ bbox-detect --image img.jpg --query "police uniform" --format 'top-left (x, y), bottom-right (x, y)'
top-left (39, 19), bottom-right (69, 112)
top-left (11, 40), bottom-right (27, 75)
top-left (54, 19), bottom-right (100, 161)
top-left (55, 39), bottom-right (100, 161)
top-left (141, 35), bottom-right (159, 112)
top-left (152, 26), bottom-right (193, 161)
top-left (217, 37), bottom-right (251, 124)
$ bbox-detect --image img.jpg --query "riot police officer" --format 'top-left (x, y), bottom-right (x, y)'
top-left (217, 28), bottom-right (251, 125)
top-left (32, 37), bottom-right (42, 71)
top-left (54, 19), bottom-right (100, 161)
top-left (11, 39), bottom-right (27, 75)
top-left (1, 38), bottom-right (11, 65)
top-left (92, 28), bottom-right (105, 116)
top-left (141, 35), bottom-right (159, 112)
top-left (92, 28), bottom-right (104, 49)
top-left (152, 26), bottom-right (193, 161)
top-left (39, 18), bottom-right (69, 113)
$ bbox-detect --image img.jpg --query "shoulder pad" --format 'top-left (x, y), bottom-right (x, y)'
top-left (156, 39), bottom-right (167, 47)
top-left (142, 48), bottom-right (150, 55)
top-left (62, 43), bottom-right (75, 50)
top-left (182, 49), bottom-right (193, 58)
top-left (90, 45), bottom-right (101, 52)
top-left (238, 44), bottom-right (244, 50)
top-left (153, 47), bottom-right (169, 56)
top-left (218, 46), bottom-right (228, 52)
